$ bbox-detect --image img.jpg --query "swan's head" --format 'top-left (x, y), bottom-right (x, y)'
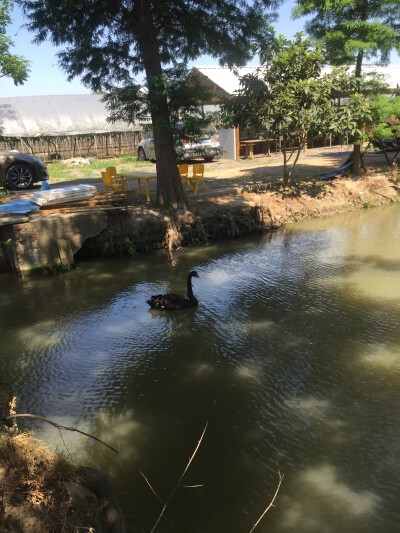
top-left (190, 271), bottom-right (200, 279)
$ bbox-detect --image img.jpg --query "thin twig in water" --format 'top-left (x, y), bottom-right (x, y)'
top-left (57, 426), bottom-right (73, 462)
top-left (140, 471), bottom-right (165, 505)
top-left (150, 422), bottom-right (208, 533)
top-left (6, 414), bottom-right (118, 454)
top-left (249, 471), bottom-right (284, 533)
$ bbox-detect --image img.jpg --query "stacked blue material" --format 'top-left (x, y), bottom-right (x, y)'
top-left (0, 181), bottom-right (51, 215)
top-left (0, 199), bottom-right (40, 214)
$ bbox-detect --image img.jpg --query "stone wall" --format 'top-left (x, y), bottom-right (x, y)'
top-left (1, 210), bottom-right (108, 275)
top-left (0, 201), bottom-right (261, 276)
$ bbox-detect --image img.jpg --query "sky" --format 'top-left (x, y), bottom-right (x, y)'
top-left (0, 2), bottom-right (399, 98)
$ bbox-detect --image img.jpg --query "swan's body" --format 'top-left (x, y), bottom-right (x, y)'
top-left (147, 271), bottom-right (200, 310)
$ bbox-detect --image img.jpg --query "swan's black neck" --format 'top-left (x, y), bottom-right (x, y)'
top-left (187, 272), bottom-right (198, 304)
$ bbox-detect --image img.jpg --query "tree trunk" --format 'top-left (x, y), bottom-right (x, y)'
top-left (282, 137), bottom-right (289, 187)
top-left (288, 146), bottom-right (302, 180)
top-left (353, 48), bottom-right (364, 167)
top-left (134, 0), bottom-right (187, 209)
top-left (352, 143), bottom-right (361, 174)
top-left (355, 50), bottom-right (363, 78)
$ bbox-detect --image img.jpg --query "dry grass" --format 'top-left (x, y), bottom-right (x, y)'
top-left (0, 430), bottom-right (94, 532)
top-left (0, 390), bottom-right (97, 532)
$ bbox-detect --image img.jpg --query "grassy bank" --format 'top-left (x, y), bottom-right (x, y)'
top-left (47, 154), bottom-right (154, 183)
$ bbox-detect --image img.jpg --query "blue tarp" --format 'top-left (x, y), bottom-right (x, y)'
top-left (40, 181), bottom-right (52, 190)
top-left (0, 181), bottom-right (52, 215)
top-left (0, 199), bottom-right (40, 214)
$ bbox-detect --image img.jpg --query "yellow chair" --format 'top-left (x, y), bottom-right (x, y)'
top-left (106, 166), bottom-right (130, 191)
top-left (101, 171), bottom-right (125, 192)
top-left (190, 164), bottom-right (209, 194)
top-left (178, 164), bottom-right (194, 191)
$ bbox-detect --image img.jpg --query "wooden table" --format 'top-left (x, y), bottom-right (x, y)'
top-left (240, 139), bottom-right (270, 158)
top-left (240, 140), bottom-right (256, 158)
top-left (117, 171), bottom-right (157, 202)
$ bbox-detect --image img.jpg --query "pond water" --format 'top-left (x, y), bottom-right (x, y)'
top-left (1, 203), bottom-right (400, 532)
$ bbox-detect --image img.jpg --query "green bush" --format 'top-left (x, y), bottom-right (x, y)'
top-left (368, 95), bottom-right (400, 144)
top-left (370, 123), bottom-right (400, 143)
top-left (369, 95), bottom-right (400, 123)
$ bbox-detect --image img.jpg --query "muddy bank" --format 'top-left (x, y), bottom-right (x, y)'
top-left (1, 168), bottom-right (399, 275)
top-left (76, 169), bottom-right (400, 258)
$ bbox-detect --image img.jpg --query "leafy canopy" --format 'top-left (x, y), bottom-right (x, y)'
top-left (105, 67), bottom-right (221, 158)
top-left (0, 0), bottom-right (30, 85)
top-left (292, 0), bottom-right (400, 70)
top-left (19, 0), bottom-right (279, 92)
top-left (367, 94), bottom-right (400, 143)
top-left (222, 34), bottom-right (331, 140)
top-left (222, 33), bottom-right (373, 184)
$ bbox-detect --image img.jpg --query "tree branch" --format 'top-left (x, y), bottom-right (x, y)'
top-left (5, 413), bottom-right (118, 454)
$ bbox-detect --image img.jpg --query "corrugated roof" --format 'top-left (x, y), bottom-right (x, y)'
top-left (0, 94), bottom-right (141, 137)
top-left (194, 66), bottom-right (259, 96)
top-left (194, 64), bottom-right (400, 96)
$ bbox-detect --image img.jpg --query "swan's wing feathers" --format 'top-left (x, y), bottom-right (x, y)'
top-left (147, 292), bottom-right (191, 310)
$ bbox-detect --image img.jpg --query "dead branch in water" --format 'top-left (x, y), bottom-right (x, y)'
top-left (249, 471), bottom-right (284, 533)
top-left (147, 422), bottom-right (208, 533)
top-left (5, 413), bottom-right (118, 454)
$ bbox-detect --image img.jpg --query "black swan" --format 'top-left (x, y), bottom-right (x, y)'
top-left (147, 271), bottom-right (200, 310)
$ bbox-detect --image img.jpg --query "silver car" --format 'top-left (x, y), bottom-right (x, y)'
top-left (137, 123), bottom-right (220, 163)
top-left (0, 151), bottom-right (49, 190)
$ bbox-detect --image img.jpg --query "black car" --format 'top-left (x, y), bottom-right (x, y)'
top-left (0, 151), bottom-right (49, 190)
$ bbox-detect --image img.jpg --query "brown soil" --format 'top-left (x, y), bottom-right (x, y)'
top-left (50, 145), bottom-right (400, 221)
top-left (182, 147), bottom-right (400, 239)
top-left (4, 145), bottom-right (398, 219)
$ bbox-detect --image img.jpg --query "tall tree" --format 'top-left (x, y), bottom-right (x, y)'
top-left (292, 0), bottom-right (400, 77)
top-left (0, 1), bottom-right (30, 85)
top-left (222, 34), bottom-right (372, 185)
top-left (18, 0), bottom-right (279, 209)
top-left (292, 0), bottom-right (400, 172)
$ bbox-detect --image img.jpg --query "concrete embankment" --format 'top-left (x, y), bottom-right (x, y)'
top-left (0, 196), bottom-right (262, 275)
top-left (0, 171), bottom-right (399, 276)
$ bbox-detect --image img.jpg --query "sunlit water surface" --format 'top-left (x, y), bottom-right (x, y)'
top-left (1, 204), bottom-right (400, 532)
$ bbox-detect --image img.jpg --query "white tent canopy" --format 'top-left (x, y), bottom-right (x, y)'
top-left (0, 94), bottom-right (141, 138)
top-left (2, 65), bottom-right (399, 138)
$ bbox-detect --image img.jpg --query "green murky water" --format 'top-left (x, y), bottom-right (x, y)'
top-left (1, 203), bottom-right (400, 532)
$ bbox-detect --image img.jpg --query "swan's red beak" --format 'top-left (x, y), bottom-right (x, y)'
top-left (196, 273), bottom-right (200, 278)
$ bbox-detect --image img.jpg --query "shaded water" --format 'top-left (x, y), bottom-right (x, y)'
top-left (1, 204), bottom-right (400, 532)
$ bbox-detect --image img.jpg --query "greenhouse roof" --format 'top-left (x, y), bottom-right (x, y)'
top-left (0, 94), bottom-right (142, 138)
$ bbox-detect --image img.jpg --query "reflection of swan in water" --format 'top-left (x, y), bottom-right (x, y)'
top-left (147, 271), bottom-right (200, 310)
